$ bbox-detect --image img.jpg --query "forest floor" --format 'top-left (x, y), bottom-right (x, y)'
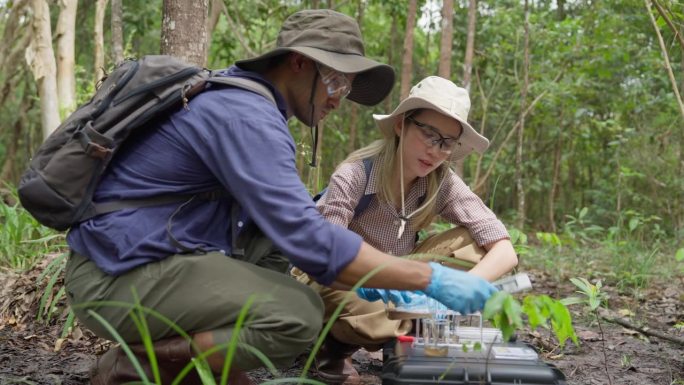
top-left (0, 259), bottom-right (683, 385)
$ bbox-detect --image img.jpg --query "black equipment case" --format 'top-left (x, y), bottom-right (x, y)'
top-left (382, 339), bottom-right (567, 385)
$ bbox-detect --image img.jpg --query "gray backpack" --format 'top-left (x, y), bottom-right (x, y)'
top-left (18, 55), bottom-right (275, 231)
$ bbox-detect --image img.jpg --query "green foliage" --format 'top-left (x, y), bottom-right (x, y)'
top-left (483, 291), bottom-right (578, 348)
top-left (676, 249), bottom-right (684, 273)
top-left (507, 227), bottom-right (530, 256)
top-left (562, 277), bottom-right (609, 311)
top-left (0, 194), bottom-right (65, 270)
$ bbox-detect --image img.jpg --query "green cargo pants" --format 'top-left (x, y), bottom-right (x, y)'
top-left (65, 226), bottom-right (324, 370)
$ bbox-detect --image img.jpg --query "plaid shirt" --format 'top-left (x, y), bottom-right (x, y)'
top-left (317, 159), bottom-right (510, 256)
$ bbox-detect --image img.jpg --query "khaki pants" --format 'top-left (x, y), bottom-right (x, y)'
top-left (292, 226), bottom-right (485, 349)
top-left (65, 226), bottom-right (323, 370)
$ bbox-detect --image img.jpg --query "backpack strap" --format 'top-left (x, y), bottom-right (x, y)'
top-left (353, 158), bottom-right (374, 217)
top-left (207, 76), bottom-right (276, 105)
top-left (313, 158), bottom-right (374, 218)
top-left (90, 76), bottom-right (276, 257)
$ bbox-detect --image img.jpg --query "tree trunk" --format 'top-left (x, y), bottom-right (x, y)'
top-left (161, 0), bottom-right (209, 67)
top-left (463, 0), bottom-right (477, 90)
top-left (385, 13), bottom-right (398, 113)
top-left (400, 0), bottom-right (418, 99)
top-left (549, 126), bottom-right (563, 233)
top-left (27, 0), bottom-right (61, 139)
top-left (111, 0), bottom-right (124, 64)
top-left (0, 100), bottom-right (33, 182)
top-left (94, 0), bottom-right (108, 82)
top-left (56, 0), bottom-right (77, 119)
top-left (207, 0), bottom-right (225, 49)
top-left (515, 0), bottom-right (530, 229)
top-left (347, 2), bottom-right (365, 156)
top-left (437, 0), bottom-right (453, 79)
top-left (456, 0), bottom-right (478, 179)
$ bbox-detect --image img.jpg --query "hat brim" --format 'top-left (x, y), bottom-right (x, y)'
top-left (373, 97), bottom-right (489, 160)
top-left (236, 46), bottom-right (394, 106)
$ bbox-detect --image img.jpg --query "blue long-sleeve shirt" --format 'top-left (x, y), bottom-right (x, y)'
top-left (66, 66), bottom-right (362, 285)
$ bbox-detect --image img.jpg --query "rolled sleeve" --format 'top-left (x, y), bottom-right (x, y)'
top-left (438, 171), bottom-right (510, 245)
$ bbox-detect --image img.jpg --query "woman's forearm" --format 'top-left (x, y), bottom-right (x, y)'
top-left (468, 239), bottom-right (518, 281)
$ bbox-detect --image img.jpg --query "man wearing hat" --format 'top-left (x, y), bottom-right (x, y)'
top-left (66, 10), bottom-right (497, 385)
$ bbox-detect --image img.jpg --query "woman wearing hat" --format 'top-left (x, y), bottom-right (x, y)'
top-left (296, 76), bottom-right (517, 384)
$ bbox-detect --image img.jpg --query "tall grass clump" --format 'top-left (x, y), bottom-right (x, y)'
top-left (0, 188), bottom-right (65, 270)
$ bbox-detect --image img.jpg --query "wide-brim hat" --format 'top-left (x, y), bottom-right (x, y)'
top-left (235, 9), bottom-right (394, 106)
top-left (373, 76), bottom-right (489, 160)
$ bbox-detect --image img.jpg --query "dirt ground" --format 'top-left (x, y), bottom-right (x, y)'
top-left (0, 263), bottom-right (682, 385)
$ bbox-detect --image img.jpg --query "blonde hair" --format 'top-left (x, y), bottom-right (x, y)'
top-left (340, 109), bottom-right (449, 231)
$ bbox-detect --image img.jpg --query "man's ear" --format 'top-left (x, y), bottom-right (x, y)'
top-left (289, 52), bottom-right (310, 73)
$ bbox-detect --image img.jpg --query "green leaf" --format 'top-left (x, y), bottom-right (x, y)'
top-left (560, 296), bottom-right (585, 306)
top-left (628, 218), bottom-right (639, 232)
top-left (523, 296), bottom-right (548, 329)
top-left (675, 248), bottom-right (684, 262)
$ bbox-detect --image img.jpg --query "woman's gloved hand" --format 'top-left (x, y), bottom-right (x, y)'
top-left (421, 262), bottom-right (498, 314)
top-left (356, 288), bottom-right (414, 304)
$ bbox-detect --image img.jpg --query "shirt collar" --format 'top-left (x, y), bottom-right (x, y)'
top-left (220, 66), bottom-right (289, 119)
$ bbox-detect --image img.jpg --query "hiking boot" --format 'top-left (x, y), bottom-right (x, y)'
top-left (314, 336), bottom-right (361, 385)
top-left (89, 336), bottom-right (255, 385)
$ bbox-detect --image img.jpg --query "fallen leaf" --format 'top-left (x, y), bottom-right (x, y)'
top-left (54, 337), bottom-right (64, 352)
top-left (578, 330), bottom-right (600, 341)
top-left (617, 308), bottom-right (634, 317)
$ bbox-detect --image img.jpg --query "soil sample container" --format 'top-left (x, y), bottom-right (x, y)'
top-left (421, 318), bottom-right (450, 357)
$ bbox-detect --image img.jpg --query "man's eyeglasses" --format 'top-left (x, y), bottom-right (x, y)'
top-left (316, 63), bottom-right (352, 99)
top-left (406, 116), bottom-right (461, 155)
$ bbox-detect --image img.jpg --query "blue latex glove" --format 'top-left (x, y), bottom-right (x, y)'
top-left (394, 291), bottom-right (448, 312)
top-left (422, 262), bottom-right (498, 314)
top-left (356, 288), bottom-right (414, 304)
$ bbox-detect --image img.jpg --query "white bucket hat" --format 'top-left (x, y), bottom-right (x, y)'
top-left (373, 76), bottom-right (489, 160)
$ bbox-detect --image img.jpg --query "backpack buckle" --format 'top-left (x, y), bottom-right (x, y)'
top-left (85, 142), bottom-right (112, 160)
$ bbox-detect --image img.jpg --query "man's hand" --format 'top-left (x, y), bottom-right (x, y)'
top-left (356, 288), bottom-right (414, 304)
top-left (422, 262), bottom-right (498, 314)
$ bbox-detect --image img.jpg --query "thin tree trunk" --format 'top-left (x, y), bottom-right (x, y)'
top-left (651, 0), bottom-right (684, 51)
top-left (400, 0), bottom-right (418, 99)
top-left (161, 0), bottom-right (209, 67)
top-left (347, 2), bottom-right (364, 156)
top-left (111, 0), bottom-right (124, 64)
top-left (473, 81), bottom-right (557, 192)
top-left (0, 100), bottom-right (33, 182)
top-left (385, 13), bottom-right (398, 113)
top-left (463, 0), bottom-right (477, 90)
top-left (645, 0), bottom-right (684, 118)
top-left (549, 127), bottom-right (563, 233)
top-left (27, 0), bottom-right (60, 139)
top-left (437, 0), bottom-right (453, 78)
top-left (680, 25), bottom-right (684, 237)
top-left (207, 0), bottom-right (225, 50)
top-left (557, 0), bottom-right (566, 20)
top-left (56, 0), bottom-right (77, 119)
top-left (458, 0), bottom-right (478, 178)
top-left (514, 0), bottom-right (530, 229)
top-left (94, 0), bottom-right (108, 82)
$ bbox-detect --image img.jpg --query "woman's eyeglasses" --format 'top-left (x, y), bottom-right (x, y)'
top-left (406, 116), bottom-right (461, 155)
top-left (316, 63), bottom-right (352, 99)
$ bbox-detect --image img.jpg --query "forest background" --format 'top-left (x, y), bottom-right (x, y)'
top-left (0, 0), bottom-right (682, 291)
top-left (2, 0), bottom-right (683, 274)
top-left (0, 1), bottom-right (682, 384)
